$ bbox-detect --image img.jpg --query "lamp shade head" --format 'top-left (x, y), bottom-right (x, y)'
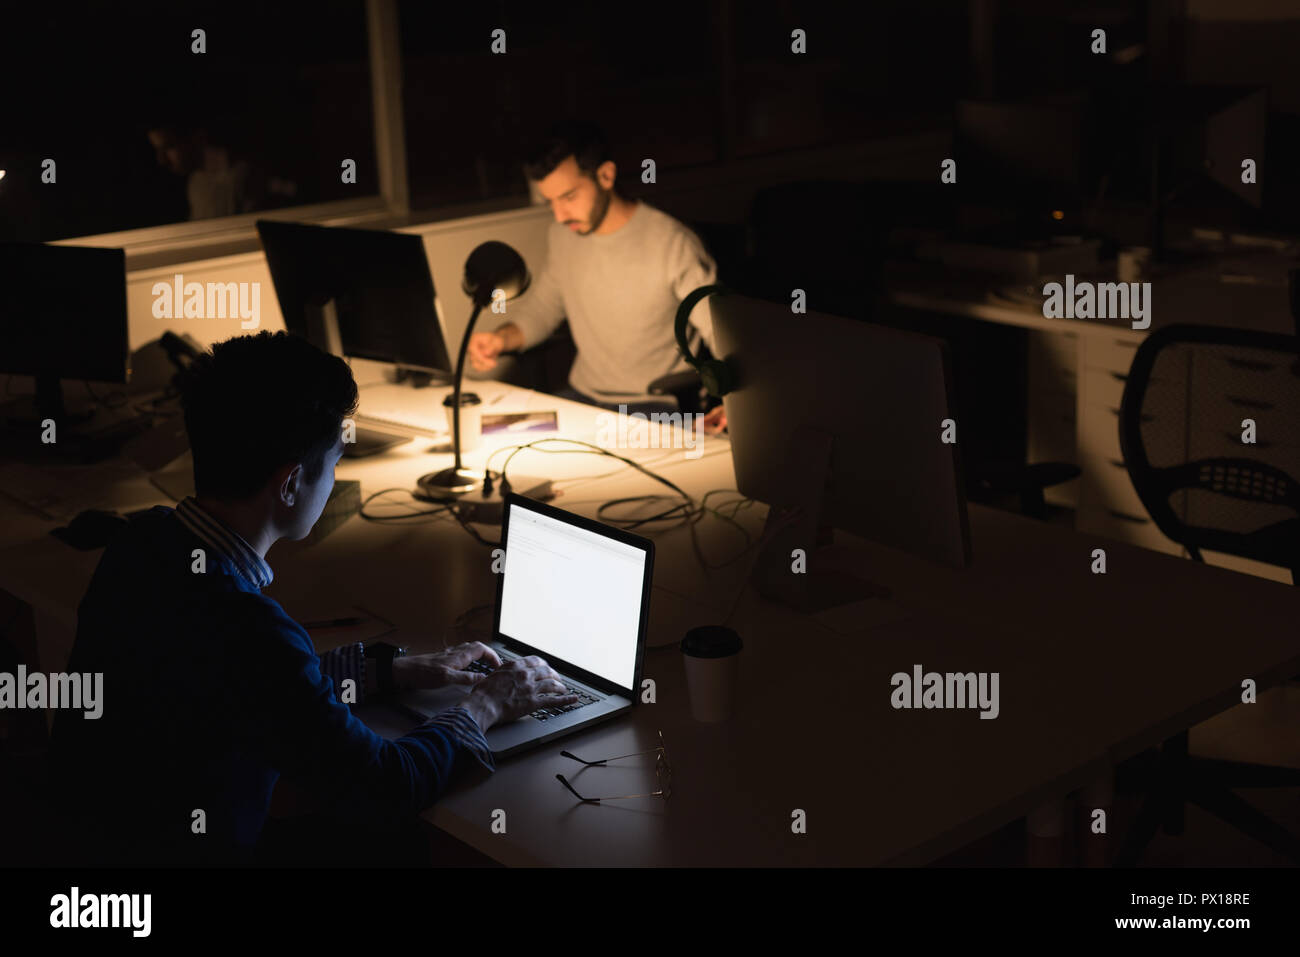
top-left (462, 241), bottom-right (530, 308)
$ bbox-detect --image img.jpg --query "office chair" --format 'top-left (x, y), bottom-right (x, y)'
top-left (1114, 322), bottom-right (1300, 865)
top-left (647, 369), bottom-right (707, 414)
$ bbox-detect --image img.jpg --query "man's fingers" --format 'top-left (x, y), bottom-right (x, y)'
top-left (452, 641), bottom-right (498, 667)
top-left (443, 670), bottom-right (485, 686)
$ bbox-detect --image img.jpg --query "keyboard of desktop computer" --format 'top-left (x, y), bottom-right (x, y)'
top-left (465, 657), bottom-right (600, 720)
top-left (356, 384), bottom-right (450, 437)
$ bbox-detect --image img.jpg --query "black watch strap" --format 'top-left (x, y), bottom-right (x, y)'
top-left (364, 641), bottom-right (407, 697)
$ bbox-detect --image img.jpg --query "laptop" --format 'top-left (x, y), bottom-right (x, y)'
top-left (399, 493), bottom-right (654, 758)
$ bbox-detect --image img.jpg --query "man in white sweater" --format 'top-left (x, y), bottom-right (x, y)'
top-left (468, 123), bottom-right (726, 430)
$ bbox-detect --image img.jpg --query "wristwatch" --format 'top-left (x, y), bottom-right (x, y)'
top-left (364, 641), bottom-right (408, 697)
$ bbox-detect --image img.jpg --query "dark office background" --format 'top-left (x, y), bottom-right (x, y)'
top-left (0, 0), bottom-right (1294, 268)
top-left (3, 0), bottom-right (1300, 880)
top-left (0, 0), bottom-right (378, 240)
top-left (7, 0), bottom-right (1298, 245)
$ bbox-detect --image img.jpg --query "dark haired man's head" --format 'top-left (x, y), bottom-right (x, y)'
top-left (523, 122), bottom-right (617, 235)
top-left (180, 331), bottom-right (357, 541)
top-left (147, 126), bottom-right (206, 177)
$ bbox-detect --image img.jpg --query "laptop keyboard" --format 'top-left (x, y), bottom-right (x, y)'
top-left (466, 657), bottom-right (601, 720)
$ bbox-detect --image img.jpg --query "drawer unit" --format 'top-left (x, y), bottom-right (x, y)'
top-left (1081, 366), bottom-right (1185, 415)
top-left (1081, 454), bottom-right (1149, 518)
top-left (1082, 333), bottom-right (1143, 373)
top-left (1027, 328), bottom-right (1079, 392)
top-left (1079, 402), bottom-right (1188, 469)
top-left (1077, 498), bottom-right (1185, 555)
top-left (1026, 329), bottom-right (1081, 509)
top-left (1078, 405), bottom-right (1124, 461)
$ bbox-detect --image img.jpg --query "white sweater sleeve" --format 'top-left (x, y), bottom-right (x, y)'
top-left (498, 262), bottom-right (566, 351)
top-left (666, 226), bottom-right (719, 353)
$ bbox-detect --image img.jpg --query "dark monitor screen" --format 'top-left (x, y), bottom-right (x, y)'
top-left (0, 243), bottom-right (129, 383)
top-left (257, 220), bottom-right (452, 374)
top-left (711, 293), bottom-right (971, 569)
top-left (955, 99), bottom-right (1086, 207)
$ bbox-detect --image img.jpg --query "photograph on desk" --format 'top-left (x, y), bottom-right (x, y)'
top-left (2, 0), bottom-right (1300, 941)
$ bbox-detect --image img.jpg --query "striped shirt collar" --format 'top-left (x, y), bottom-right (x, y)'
top-left (174, 496), bottom-right (274, 590)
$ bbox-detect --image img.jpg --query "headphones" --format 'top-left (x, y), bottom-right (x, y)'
top-left (675, 283), bottom-right (735, 398)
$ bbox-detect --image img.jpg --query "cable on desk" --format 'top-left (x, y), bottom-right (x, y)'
top-left (549, 442), bottom-right (734, 494)
top-left (359, 488), bottom-right (453, 523)
top-left (364, 438), bottom-right (766, 563)
top-left (449, 502), bottom-right (501, 548)
top-left (133, 386), bottom-right (184, 414)
top-left (82, 380), bottom-right (130, 410)
top-left (719, 505), bottom-right (809, 627)
top-left (484, 438), bottom-right (700, 532)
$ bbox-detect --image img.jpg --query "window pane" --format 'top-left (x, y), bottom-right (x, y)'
top-left (0, 0), bottom-right (376, 242)
top-left (398, 0), bottom-right (719, 214)
top-left (733, 0), bottom-right (968, 155)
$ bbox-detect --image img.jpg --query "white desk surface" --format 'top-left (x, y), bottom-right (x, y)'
top-left (885, 248), bottom-right (1298, 338)
top-left (2, 382), bottom-right (1297, 866)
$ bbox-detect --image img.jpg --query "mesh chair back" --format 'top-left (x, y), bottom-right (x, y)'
top-left (1119, 324), bottom-right (1300, 581)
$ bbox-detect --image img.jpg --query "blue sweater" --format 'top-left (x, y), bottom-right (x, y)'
top-left (50, 505), bottom-right (491, 864)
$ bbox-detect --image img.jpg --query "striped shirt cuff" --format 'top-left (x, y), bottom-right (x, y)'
top-left (319, 642), bottom-right (366, 706)
top-left (422, 706), bottom-right (496, 772)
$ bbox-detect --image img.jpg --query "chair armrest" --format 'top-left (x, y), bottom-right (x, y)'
top-left (647, 370), bottom-right (702, 396)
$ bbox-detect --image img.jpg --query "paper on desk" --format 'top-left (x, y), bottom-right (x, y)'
top-left (0, 460), bottom-right (151, 522)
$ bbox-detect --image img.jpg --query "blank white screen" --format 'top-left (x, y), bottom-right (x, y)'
top-left (497, 504), bottom-right (646, 689)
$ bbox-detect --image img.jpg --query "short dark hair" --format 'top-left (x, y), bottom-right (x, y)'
top-left (180, 331), bottom-right (358, 501)
top-left (523, 121), bottom-right (611, 183)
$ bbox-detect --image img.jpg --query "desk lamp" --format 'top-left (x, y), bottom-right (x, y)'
top-left (417, 241), bottom-right (530, 500)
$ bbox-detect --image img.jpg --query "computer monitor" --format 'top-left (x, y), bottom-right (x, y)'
top-left (0, 243), bottom-right (129, 421)
top-left (711, 294), bottom-right (972, 609)
top-left (954, 98), bottom-right (1087, 232)
top-left (256, 220), bottom-right (453, 379)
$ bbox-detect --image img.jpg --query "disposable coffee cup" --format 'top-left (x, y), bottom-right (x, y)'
top-left (681, 625), bottom-right (743, 723)
top-left (443, 392), bottom-right (484, 452)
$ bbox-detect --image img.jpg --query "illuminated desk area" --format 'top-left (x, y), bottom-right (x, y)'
top-left (1, 383), bottom-right (1298, 867)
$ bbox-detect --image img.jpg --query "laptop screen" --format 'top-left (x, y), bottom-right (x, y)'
top-left (497, 502), bottom-right (647, 690)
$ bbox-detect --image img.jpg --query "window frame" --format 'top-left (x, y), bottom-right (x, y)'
top-left (52, 0), bottom-right (418, 268)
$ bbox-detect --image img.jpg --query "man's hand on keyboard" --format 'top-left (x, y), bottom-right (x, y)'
top-left (462, 656), bottom-right (580, 730)
top-left (393, 641), bottom-right (501, 691)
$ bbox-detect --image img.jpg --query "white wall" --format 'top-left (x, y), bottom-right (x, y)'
top-left (28, 130), bottom-right (940, 394)
top-left (123, 203), bottom-right (554, 362)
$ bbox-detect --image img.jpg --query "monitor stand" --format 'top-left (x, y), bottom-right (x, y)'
top-left (1, 373), bottom-right (98, 429)
top-left (749, 426), bottom-right (891, 613)
top-left (307, 299), bottom-right (451, 391)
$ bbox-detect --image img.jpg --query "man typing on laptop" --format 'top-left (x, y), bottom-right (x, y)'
top-left (50, 331), bottom-right (576, 865)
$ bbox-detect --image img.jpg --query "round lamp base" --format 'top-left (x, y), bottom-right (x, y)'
top-left (416, 467), bottom-right (485, 500)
